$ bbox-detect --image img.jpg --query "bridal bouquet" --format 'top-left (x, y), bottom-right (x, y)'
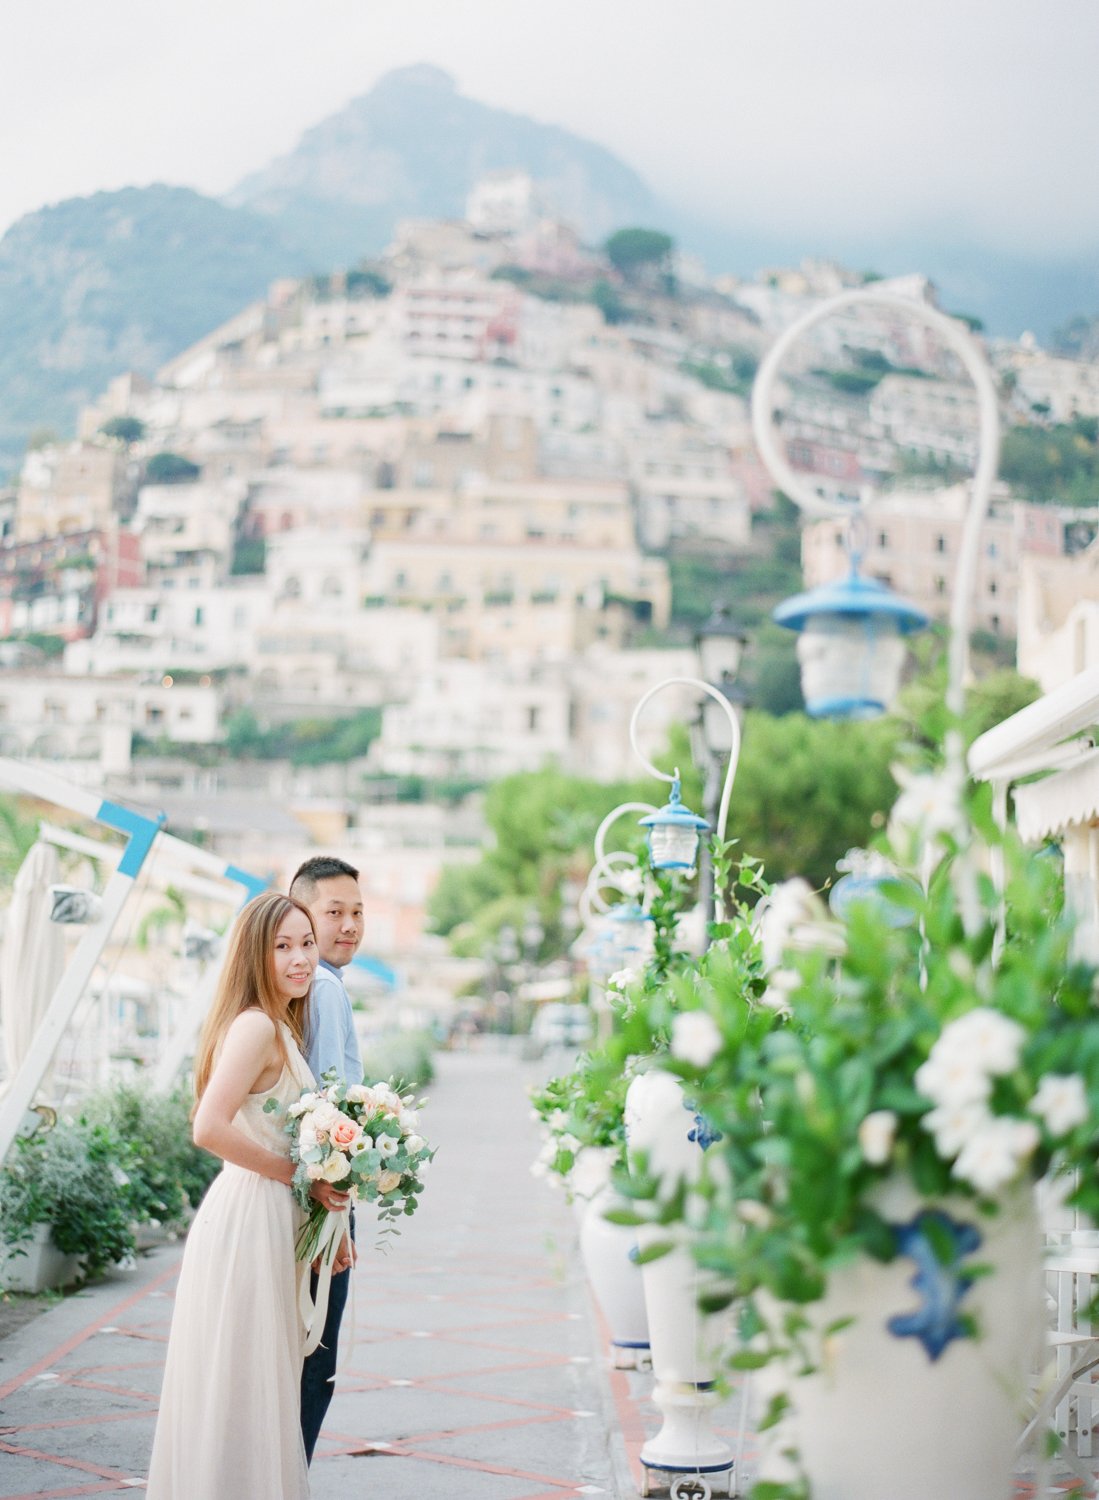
top-left (269, 1074), bottom-right (434, 1265)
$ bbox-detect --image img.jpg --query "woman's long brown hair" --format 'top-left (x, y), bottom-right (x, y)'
top-left (193, 891), bottom-right (315, 1102)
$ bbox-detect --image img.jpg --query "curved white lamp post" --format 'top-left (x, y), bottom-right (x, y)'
top-left (629, 676), bottom-right (742, 921)
top-left (751, 287), bottom-right (1001, 720)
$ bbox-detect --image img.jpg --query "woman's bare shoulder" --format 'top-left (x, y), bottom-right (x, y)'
top-left (224, 1008), bottom-right (278, 1044)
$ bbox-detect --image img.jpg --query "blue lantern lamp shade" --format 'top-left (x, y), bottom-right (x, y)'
top-left (603, 901), bottom-right (655, 969)
top-left (773, 566), bottom-right (928, 719)
top-left (639, 777), bottom-right (710, 873)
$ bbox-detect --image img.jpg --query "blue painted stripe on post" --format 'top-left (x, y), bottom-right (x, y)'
top-left (97, 801), bottom-right (166, 878)
top-left (224, 864), bottom-right (268, 904)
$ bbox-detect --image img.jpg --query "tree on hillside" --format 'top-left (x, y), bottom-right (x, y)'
top-left (100, 415), bottom-right (146, 445)
top-left (604, 227), bottom-right (675, 280)
top-left (145, 452), bottom-right (200, 484)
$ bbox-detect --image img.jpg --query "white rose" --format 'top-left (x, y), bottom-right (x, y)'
top-left (952, 1117), bottom-right (1039, 1195)
top-left (345, 1084), bottom-right (373, 1104)
top-left (377, 1136), bottom-right (398, 1156)
top-left (405, 1134), bottom-right (426, 1155)
top-left (376, 1169), bottom-right (402, 1194)
top-left (914, 1053), bottom-right (991, 1110)
top-left (398, 1109), bottom-right (420, 1131)
top-left (857, 1110), bottom-right (898, 1166)
top-left (670, 1011), bottom-right (723, 1069)
top-left (935, 1009), bottom-right (1026, 1078)
top-left (922, 1101), bottom-right (990, 1158)
top-left (297, 1092), bottom-right (321, 1111)
top-left (311, 1101), bottom-right (341, 1129)
top-left (321, 1151), bottom-right (351, 1183)
top-left (306, 1161), bottom-right (326, 1181)
top-left (1030, 1074), bottom-right (1089, 1137)
top-left (298, 1123), bottom-right (319, 1152)
top-left (287, 1100), bottom-right (309, 1118)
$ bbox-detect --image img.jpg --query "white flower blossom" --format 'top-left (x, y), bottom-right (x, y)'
top-left (760, 967), bottom-right (799, 1016)
top-left (753, 879), bottom-right (820, 972)
top-left (735, 1199), bottom-right (774, 1229)
top-left (377, 1136), bottom-right (398, 1156)
top-left (888, 762), bottom-right (967, 852)
top-left (405, 1134), bottom-right (426, 1155)
top-left (935, 1009), bottom-right (1026, 1078)
top-left (607, 967), bottom-right (639, 991)
top-left (922, 1101), bottom-right (990, 1158)
top-left (321, 1151), bottom-right (352, 1183)
top-left (1030, 1074), bottom-right (1089, 1138)
top-left (914, 1053), bottom-right (992, 1110)
top-left (857, 1110), bottom-right (898, 1165)
top-left (952, 1117), bottom-right (1039, 1194)
top-left (670, 1011), bottom-right (723, 1069)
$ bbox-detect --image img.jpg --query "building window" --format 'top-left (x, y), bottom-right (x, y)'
top-left (194, 606), bottom-right (204, 626)
top-left (988, 579), bottom-right (998, 596)
top-left (935, 534), bottom-right (947, 553)
top-left (877, 531), bottom-right (889, 548)
top-left (935, 576), bottom-right (947, 595)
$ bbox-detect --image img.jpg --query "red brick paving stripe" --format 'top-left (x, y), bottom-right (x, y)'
top-left (411, 1378), bottom-right (583, 1418)
top-left (379, 1442), bottom-right (578, 1487)
top-left (389, 1409), bottom-right (570, 1447)
top-left (1, 1484), bottom-right (130, 1499)
top-left (59, 1377), bottom-right (158, 1403)
top-left (2, 1407), bottom-right (154, 1434)
top-left (0, 1438), bottom-right (133, 1483)
top-left (0, 1261), bottom-right (180, 1402)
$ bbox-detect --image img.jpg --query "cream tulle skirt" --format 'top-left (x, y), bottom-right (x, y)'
top-left (146, 1162), bottom-right (309, 1499)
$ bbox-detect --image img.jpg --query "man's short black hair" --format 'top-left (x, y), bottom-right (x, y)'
top-left (289, 856), bottom-right (360, 904)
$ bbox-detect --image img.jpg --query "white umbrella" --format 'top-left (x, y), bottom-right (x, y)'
top-left (0, 841), bottom-right (65, 1086)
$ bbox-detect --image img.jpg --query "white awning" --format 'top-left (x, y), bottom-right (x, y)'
top-left (969, 668), bottom-right (1099, 782)
top-left (1013, 746), bottom-right (1099, 843)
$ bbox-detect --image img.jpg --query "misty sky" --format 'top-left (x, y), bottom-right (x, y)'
top-left (3, 0), bottom-right (1097, 260)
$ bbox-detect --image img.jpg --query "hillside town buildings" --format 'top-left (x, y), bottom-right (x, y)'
top-left (2, 183), bottom-right (1098, 984)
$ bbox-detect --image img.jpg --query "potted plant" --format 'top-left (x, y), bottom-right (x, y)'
top-left (0, 1118), bottom-right (137, 1290)
top-left (620, 762), bottom-right (1099, 1500)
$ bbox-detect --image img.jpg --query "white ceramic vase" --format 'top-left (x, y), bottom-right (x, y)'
top-left (579, 1184), bottom-right (651, 1368)
top-left (768, 1177), bottom-right (1044, 1500)
top-left (625, 1069), bottom-right (735, 1483)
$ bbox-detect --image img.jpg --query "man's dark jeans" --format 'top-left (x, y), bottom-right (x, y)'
top-left (300, 1215), bottom-right (353, 1464)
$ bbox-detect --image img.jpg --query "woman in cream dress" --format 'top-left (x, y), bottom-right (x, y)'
top-left (146, 892), bottom-right (352, 1499)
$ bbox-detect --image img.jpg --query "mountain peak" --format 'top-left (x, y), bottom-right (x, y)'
top-left (372, 64), bottom-right (456, 95)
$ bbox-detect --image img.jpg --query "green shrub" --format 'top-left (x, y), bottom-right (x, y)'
top-left (0, 1120), bottom-right (135, 1276)
top-left (81, 1083), bottom-right (219, 1230)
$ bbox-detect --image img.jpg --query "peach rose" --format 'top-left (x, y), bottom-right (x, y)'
top-left (376, 1169), bottom-right (402, 1194)
top-left (331, 1115), bottom-right (362, 1149)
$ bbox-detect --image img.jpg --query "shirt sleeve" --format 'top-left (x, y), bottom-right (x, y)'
top-left (306, 969), bottom-right (351, 1086)
top-left (343, 1000), bottom-right (363, 1087)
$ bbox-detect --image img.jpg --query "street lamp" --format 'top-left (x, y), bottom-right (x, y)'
top-left (639, 777), bottom-right (710, 873)
top-left (751, 286), bottom-right (1001, 723)
top-left (773, 562), bottom-right (928, 719)
top-left (629, 676), bottom-right (742, 921)
top-left (695, 604), bottom-right (747, 691)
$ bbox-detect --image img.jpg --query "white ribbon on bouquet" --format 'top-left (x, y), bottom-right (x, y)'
top-left (299, 1204), bottom-right (356, 1370)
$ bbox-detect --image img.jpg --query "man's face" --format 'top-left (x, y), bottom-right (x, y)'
top-left (305, 874), bottom-right (365, 968)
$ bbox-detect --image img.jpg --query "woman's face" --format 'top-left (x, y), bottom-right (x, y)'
top-left (271, 908), bottom-right (318, 1004)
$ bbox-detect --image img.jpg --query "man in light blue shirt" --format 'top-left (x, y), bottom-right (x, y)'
top-left (289, 855), bottom-right (365, 1464)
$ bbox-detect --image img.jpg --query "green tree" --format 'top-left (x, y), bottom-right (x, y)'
top-left (729, 710), bottom-right (901, 889)
top-left (99, 415), bottom-right (146, 445)
top-left (604, 227), bottom-right (674, 278)
top-left (145, 451), bottom-right (200, 484)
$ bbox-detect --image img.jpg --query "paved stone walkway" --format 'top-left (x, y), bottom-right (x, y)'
top-left (0, 1044), bottom-right (1095, 1499)
top-left (0, 1046), bottom-right (626, 1499)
